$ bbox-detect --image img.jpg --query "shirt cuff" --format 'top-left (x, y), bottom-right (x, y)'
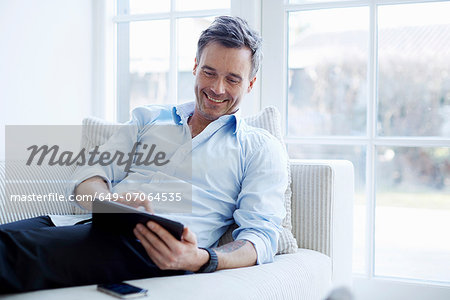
top-left (235, 230), bottom-right (276, 265)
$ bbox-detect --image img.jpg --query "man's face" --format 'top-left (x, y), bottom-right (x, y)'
top-left (192, 42), bottom-right (256, 122)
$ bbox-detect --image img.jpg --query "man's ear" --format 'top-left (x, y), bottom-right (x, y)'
top-left (193, 58), bottom-right (198, 76)
top-left (247, 76), bottom-right (257, 93)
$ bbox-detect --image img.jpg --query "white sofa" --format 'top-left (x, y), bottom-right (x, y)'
top-left (1, 159), bottom-right (353, 300)
top-left (0, 110), bottom-right (354, 300)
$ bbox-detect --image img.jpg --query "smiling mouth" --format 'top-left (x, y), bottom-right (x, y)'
top-left (206, 93), bottom-right (226, 103)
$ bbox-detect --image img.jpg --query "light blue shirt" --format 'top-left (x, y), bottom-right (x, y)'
top-left (66, 102), bottom-right (288, 264)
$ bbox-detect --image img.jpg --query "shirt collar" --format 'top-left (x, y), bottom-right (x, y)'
top-left (229, 109), bottom-right (242, 133)
top-left (172, 102), bottom-right (195, 125)
top-left (172, 101), bottom-right (242, 133)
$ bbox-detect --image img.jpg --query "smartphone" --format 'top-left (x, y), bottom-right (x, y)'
top-left (97, 282), bottom-right (148, 299)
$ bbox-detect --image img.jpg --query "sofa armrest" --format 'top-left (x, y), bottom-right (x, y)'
top-left (0, 160), bottom-right (83, 224)
top-left (289, 159), bottom-right (354, 288)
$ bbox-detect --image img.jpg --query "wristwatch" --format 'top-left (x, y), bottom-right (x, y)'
top-left (196, 247), bottom-right (218, 273)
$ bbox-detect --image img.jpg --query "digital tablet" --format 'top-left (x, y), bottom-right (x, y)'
top-left (92, 199), bottom-right (184, 240)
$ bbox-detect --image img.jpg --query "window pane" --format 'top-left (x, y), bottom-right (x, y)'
top-left (378, 2), bottom-right (450, 137)
top-left (129, 20), bottom-right (170, 110)
top-left (128, 0), bottom-right (170, 14)
top-left (177, 17), bottom-right (215, 104)
top-left (176, 0), bottom-right (230, 11)
top-left (375, 146), bottom-right (450, 282)
top-left (287, 144), bottom-right (367, 273)
top-left (288, 8), bottom-right (369, 136)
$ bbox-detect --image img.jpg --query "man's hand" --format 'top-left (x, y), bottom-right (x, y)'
top-left (75, 176), bottom-right (110, 211)
top-left (75, 177), bottom-right (154, 213)
top-left (133, 221), bottom-right (209, 272)
top-left (112, 191), bottom-right (153, 213)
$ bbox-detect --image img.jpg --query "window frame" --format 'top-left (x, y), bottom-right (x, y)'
top-left (114, 0), bottom-right (230, 122)
top-left (99, 0), bottom-right (450, 297)
top-left (261, 0), bottom-right (450, 297)
top-left (110, 0), bottom-right (262, 122)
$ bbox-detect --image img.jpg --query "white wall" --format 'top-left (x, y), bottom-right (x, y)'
top-left (0, 0), bottom-right (93, 159)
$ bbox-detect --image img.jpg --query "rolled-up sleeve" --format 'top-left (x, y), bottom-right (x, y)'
top-left (232, 134), bottom-right (288, 264)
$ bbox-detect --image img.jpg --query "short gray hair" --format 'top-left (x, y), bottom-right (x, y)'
top-left (196, 16), bottom-right (262, 79)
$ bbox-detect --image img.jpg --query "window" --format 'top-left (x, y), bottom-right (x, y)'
top-left (262, 0), bottom-right (450, 296)
top-left (114, 0), bottom-right (230, 122)
top-left (106, 0), bottom-right (449, 296)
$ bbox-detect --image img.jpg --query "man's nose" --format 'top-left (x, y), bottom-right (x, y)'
top-left (211, 78), bottom-right (226, 95)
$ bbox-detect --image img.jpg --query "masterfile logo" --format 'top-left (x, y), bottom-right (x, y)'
top-left (4, 124), bottom-right (193, 214)
top-left (25, 142), bottom-right (170, 173)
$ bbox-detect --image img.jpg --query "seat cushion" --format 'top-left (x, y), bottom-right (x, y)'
top-left (5, 249), bottom-right (331, 300)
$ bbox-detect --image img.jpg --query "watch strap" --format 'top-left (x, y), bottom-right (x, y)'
top-left (196, 247), bottom-right (218, 273)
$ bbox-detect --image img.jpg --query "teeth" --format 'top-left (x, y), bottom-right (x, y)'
top-left (207, 94), bottom-right (225, 103)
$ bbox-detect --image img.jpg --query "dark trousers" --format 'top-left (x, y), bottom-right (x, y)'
top-left (0, 216), bottom-right (187, 294)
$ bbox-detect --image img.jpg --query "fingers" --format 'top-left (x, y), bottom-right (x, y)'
top-left (134, 223), bottom-right (180, 270)
top-left (133, 226), bottom-right (167, 268)
top-left (134, 224), bottom-right (168, 252)
top-left (181, 227), bottom-right (196, 244)
top-left (144, 221), bottom-right (177, 249)
top-left (113, 191), bottom-right (154, 213)
top-left (134, 222), bottom-right (200, 271)
top-left (147, 222), bottom-right (197, 248)
top-left (141, 199), bottom-right (154, 213)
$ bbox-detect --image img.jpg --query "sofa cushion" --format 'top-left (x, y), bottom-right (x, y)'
top-left (80, 106), bottom-right (298, 254)
top-left (6, 249), bottom-right (331, 300)
top-left (80, 116), bottom-right (120, 151)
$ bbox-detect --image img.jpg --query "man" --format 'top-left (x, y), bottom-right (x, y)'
top-left (0, 16), bottom-right (287, 293)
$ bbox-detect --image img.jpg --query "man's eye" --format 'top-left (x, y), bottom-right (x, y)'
top-left (228, 78), bottom-right (239, 84)
top-left (204, 71), bottom-right (214, 76)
